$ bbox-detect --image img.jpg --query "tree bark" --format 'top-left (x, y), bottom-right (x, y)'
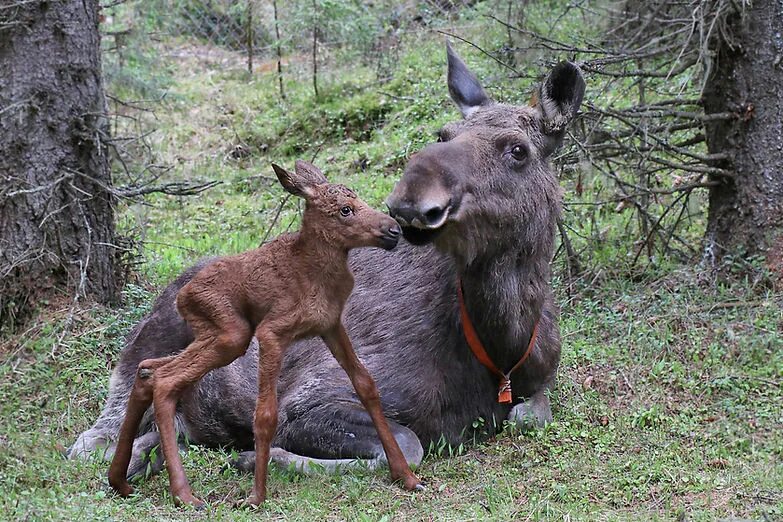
top-left (702, 0), bottom-right (783, 271)
top-left (0, 0), bottom-right (120, 326)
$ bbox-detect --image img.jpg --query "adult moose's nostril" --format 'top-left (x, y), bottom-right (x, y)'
top-left (387, 200), bottom-right (451, 230)
top-left (425, 206), bottom-right (444, 223)
top-left (387, 203), bottom-right (417, 227)
top-left (421, 203), bottom-right (450, 229)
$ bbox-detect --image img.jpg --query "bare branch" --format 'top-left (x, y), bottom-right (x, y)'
top-left (114, 180), bottom-right (221, 198)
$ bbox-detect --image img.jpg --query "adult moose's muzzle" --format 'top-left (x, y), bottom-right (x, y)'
top-left (386, 140), bottom-right (471, 245)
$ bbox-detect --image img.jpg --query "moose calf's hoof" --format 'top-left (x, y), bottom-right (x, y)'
top-left (109, 477), bottom-right (133, 497)
top-left (395, 471), bottom-right (423, 491)
top-left (237, 494), bottom-right (265, 508)
top-left (172, 492), bottom-right (205, 509)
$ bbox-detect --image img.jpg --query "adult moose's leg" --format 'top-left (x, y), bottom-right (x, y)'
top-left (509, 312), bottom-right (561, 430)
top-left (232, 404), bottom-right (424, 475)
top-left (509, 380), bottom-right (555, 430)
top-left (321, 323), bottom-right (421, 491)
top-left (241, 325), bottom-right (287, 507)
top-left (108, 355), bottom-right (176, 497)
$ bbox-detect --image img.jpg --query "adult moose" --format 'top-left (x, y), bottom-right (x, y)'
top-left (69, 44), bottom-right (585, 484)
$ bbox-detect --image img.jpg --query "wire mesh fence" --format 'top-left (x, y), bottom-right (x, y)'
top-left (98, 0), bottom-right (723, 276)
top-left (99, 0), bottom-right (460, 79)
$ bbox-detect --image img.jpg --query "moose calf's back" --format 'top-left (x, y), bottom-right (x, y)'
top-left (177, 235), bottom-right (353, 339)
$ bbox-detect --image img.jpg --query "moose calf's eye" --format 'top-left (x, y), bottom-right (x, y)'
top-left (510, 145), bottom-right (527, 161)
top-left (340, 206), bottom-right (353, 217)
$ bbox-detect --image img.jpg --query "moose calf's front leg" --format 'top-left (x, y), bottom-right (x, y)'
top-left (323, 324), bottom-right (422, 491)
top-left (243, 326), bottom-right (286, 507)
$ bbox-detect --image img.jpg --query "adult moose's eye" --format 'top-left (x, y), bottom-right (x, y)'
top-left (510, 144), bottom-right (528, 161)
top-left (339, 206), bottom-right (353, 217)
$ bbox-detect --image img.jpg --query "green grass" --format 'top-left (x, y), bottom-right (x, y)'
top-left (112, 31), bottom-right (462, 284)
top-left (2, 6), bottom-right (782, 521)
top-left (1, 274), bottom-right (780, 521)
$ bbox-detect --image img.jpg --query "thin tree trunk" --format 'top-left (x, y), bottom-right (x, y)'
top-left (312, 0), bottom-right (319, 98)
top-left (636, 58), bottom-right (653, 260)
top-left (0, 0), bottom-right (119, 326)
top-left (702, 0), bottom-right (783, 273)
top-left (273, 0), bottom-right (285, 99)
top-left (246, 0), bottom-right (253, 73)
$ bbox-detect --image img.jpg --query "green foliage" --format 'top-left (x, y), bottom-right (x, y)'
top-left (1, 274), bottom-right (781, 520)
top-left (142, 0), bottom-right (269, 49)
top-left (2, 2), bottom-right (781, 520)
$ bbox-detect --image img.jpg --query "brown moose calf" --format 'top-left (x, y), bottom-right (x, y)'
top-left (107, 160), bottom-right (422, 507)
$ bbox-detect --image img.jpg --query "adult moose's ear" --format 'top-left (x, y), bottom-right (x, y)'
top-left (272, 160), bottom-right (327, 198)
top-left (446, 41), bottom-right (490, 118)
top-left (534, 61), bottom-right (585, 155)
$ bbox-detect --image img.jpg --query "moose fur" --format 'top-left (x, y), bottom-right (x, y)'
top-left (68, 44), bottom-right (585, 482)
top-left (106, 161), bottom-right (420, 506)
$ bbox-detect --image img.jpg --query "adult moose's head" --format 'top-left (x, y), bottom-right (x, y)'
top-left (387, 42), bottom-right (585, 268)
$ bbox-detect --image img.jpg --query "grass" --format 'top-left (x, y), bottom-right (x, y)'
top-left (1, 273), bottom-right (780, 521)
top-left (2, 4), bottom-right (782, 521)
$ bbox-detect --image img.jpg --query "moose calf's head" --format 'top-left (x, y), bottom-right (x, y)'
top-left (387, 43), bottom-right (585, 265)
top-left (273, 160), bottom-right (401, 251)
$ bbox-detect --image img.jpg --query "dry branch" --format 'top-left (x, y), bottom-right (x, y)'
top-left (483, 0), bottom-right (740, 271)
top-left (114, 180), bottom-right (221, 198)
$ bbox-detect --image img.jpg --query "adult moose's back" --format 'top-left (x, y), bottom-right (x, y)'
top-left (68, 44), bottom-right (585, 480)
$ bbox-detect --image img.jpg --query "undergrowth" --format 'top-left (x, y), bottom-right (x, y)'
top-left (1, 2), bottom-right (780, 521)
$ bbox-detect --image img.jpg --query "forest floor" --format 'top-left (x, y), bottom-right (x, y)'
top-left (1, 19), bottom-right (781, 522)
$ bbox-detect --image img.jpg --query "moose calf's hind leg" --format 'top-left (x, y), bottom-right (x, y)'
top-left (153, 328), bottom-right (251, 507)
top-left (108, 356), bottom-right (174, 497)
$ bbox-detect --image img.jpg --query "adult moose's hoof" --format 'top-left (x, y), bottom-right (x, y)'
top-left (230, 450), bottom-right (256, 473)
top-left (509, 395), bottom-right (553, 431)
top-left (125, 431), bottom-right (168, 482)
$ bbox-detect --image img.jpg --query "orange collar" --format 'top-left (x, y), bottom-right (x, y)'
top-left (457, 280), bottom-right (540, 404)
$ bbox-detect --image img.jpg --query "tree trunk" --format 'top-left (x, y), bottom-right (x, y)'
top-left (0, 0), bottom-right (120, 326)
top-left (702, 0), bottom-right (783, 272)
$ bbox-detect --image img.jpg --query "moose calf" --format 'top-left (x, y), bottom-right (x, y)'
top-left (107, 160), bottom-right (422, 507)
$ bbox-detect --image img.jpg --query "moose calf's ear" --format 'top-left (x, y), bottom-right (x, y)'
top-left (294, 160), bottom-right (329, 186)
top-left (272, 161), bottom-right (328, 198)
top-left (536, 61), bottom-right (585, 136)
top-left (446, 41), bottom-right (490, 118)
top-left (272, 163), bottom-right (303, 196)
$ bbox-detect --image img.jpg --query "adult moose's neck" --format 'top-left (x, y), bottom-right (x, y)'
top-left (458, 229), bottom-right (553, 372)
